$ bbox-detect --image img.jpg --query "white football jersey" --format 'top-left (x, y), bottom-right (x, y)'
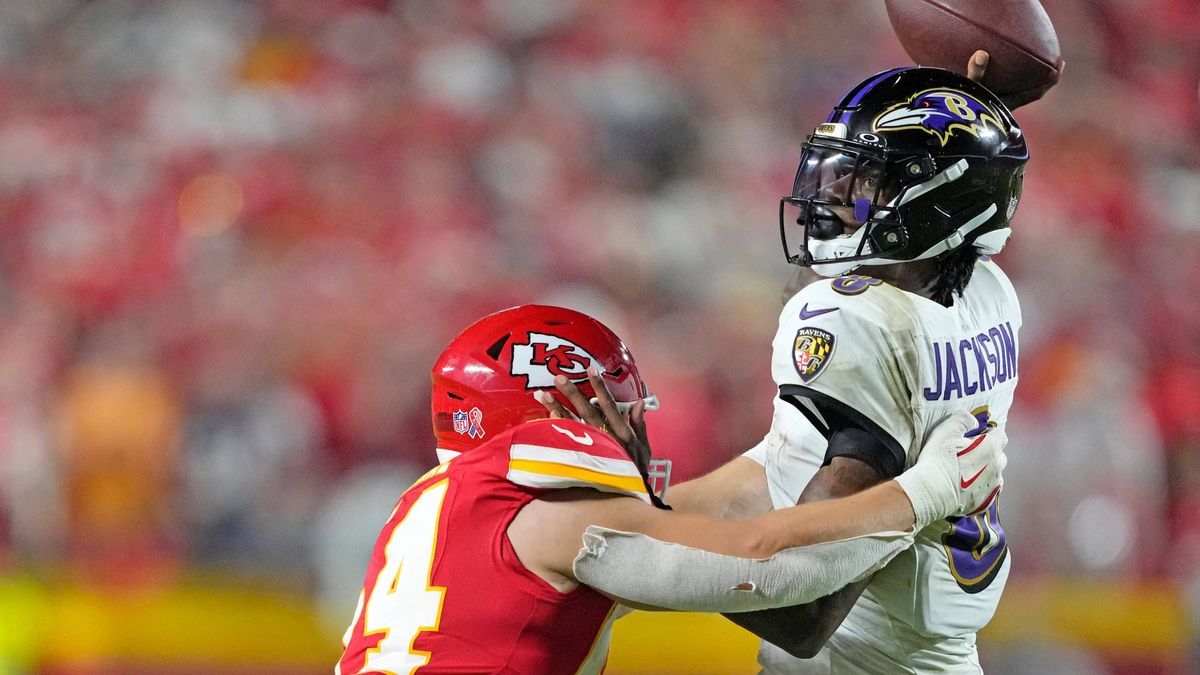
top-left (745, 258), bottom-right (1020, 674)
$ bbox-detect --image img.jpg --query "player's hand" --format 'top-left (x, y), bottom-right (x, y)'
top-left (535, 367), bottom-right (653, 474)
top-left (894, 411), bottom-right (1006, 528)
top-left (965, 49), bottom-right (1057, 110)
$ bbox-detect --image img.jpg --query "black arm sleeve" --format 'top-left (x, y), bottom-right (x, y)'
top-left (778, 384), bottom-right (906, 479)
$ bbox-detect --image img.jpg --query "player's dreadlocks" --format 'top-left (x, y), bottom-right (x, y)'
top-left (931, 245), bottom-right (980, 307)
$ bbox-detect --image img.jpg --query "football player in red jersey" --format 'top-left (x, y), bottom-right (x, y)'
top-left (336, 305), bottom-right (1005, 675)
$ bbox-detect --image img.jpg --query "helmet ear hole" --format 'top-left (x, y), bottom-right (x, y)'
top-left (869, 224), bottom-right (908, 253)
top-left (485, 334), bottom-right (511, 361)
top-left (904, 158), bottom-right (935, 181)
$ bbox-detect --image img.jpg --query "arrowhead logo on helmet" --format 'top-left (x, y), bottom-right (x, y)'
top-left (872, 88), bottom-right (1006, 147)
top-left (511, 332), bottom-right (600, 388)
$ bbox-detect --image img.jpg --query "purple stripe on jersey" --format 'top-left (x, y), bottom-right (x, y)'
top-left (828, 67), bottom-right (910, 123)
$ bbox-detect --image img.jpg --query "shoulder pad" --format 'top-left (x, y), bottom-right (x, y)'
top-left (782, 276), bottom-right (915, 334)
top-left (774, 278), bottom-right (917, 390)
top-left (506, 419), bottom-right (650, 502)
top-left (972, 257), bottom-right (1019, 297)
top-left (830, 274), bottom-right (885, 296)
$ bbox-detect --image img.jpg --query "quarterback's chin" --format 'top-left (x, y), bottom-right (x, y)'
top-left (810, 260), bottom-right (862, 278)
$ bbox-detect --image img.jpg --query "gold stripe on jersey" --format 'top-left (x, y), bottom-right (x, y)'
top-left (510, 443), bottom-right (643, 477)
top-left (507, 464), bottom-right (649, 503)
top-left (508, 459), bottom-right (647, 494)
top-left (507, 442), bottom-right (649, 501)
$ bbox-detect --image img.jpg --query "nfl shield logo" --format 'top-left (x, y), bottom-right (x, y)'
top-left (793, 328), bottom-right (835, 383)
top-left (452, 410), bottom-right (469, 435)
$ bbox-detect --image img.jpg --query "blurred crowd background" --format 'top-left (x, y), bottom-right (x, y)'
top-left (0, 0), bottom-right (1196, 673)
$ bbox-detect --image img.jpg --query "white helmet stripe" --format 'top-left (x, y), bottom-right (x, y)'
top-left (912, 203), bottom-right (999, 261)
top-left (896, 158), bottom-right (969, 207)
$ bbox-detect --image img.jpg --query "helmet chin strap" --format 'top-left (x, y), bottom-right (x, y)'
top-left (811, 260), bottom-right (864, 278)
top-left (809, 226), bottom-right (873, 277)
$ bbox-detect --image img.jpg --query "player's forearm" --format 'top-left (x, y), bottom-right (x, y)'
top-left (743, 480), bottom-right (915, 557)
top-left (572, 525), bottom-right (914, 614)
top-left (569, 479), bottom-right (917, 614)
top-left (723, 599), bottom-right (837, 659)
top-left (660, 479), bottom-right (711, 514)
top-left (665, 457), bottom-right (772, 520)
top-left (635, 480), bottom-right (913, 560)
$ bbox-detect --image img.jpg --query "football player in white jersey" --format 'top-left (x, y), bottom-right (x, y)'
top-left (550, 64), bottom-right (1027, 674)
top-left (723, 66), bottom-right (1026, 673)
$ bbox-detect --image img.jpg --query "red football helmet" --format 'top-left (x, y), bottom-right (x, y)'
top-left (431, 305), bottom-right (660, 463)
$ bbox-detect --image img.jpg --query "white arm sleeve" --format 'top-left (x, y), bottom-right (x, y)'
top-left (572, 526), bottom-right (914, 613)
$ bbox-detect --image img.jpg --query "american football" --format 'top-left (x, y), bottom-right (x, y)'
top-left (885, 0), bottom-right (1064, 107)
top-left (9, 0), bottom-right (1196, 673)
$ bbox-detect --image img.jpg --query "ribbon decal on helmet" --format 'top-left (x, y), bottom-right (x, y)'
top-left (466, 407), bottom-right (485, 439)
top-left (453, 406), bottom-right (486, 439)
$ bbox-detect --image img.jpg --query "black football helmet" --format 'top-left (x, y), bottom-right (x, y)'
top-left (780, 67), bottom-right (1028, 277)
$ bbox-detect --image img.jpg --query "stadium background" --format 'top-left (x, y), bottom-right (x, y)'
top-left (0, 0), bottom-right (1196, 673)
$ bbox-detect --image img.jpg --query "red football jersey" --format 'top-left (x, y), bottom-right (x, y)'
top-left (337, 418), bottom-right (652, 675)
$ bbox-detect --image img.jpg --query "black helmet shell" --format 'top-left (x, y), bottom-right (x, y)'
top-left (780, 67), bottom-right (1028, 275)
